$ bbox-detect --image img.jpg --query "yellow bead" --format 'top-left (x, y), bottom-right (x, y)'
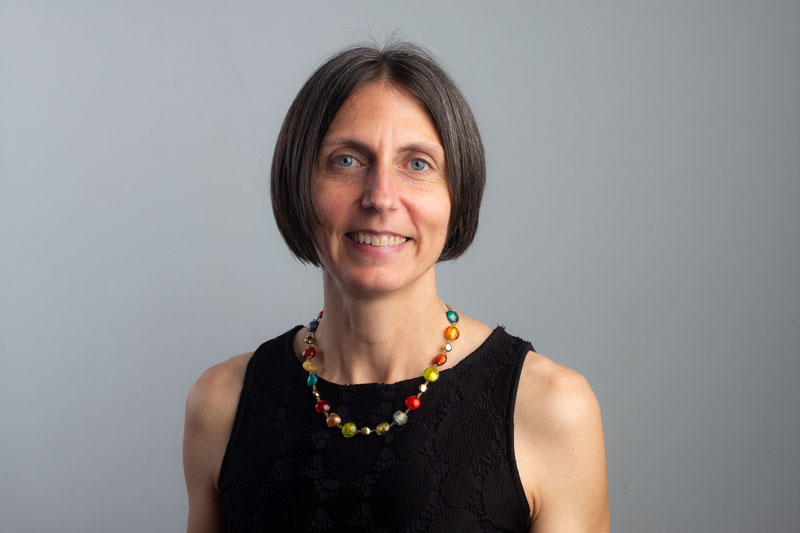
top-left (376, 422), bottom-right (390, 435)
top-left (445, 325), bottom-right (459, 341)
top-left (423, 367), bottom-right (439, 382)
top-left (302, 360), bottom-right (317, 373)
top-left (326, 413), bottom-right (342, 428)
top-left (341, 422), bottom-right (358, 438)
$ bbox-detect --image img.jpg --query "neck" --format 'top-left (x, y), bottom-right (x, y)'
top-left (313, 268), bottom-right (448, 384)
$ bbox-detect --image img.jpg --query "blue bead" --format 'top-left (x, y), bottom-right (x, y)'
top-left (393, 410), bottom-right (408, 425)
top-left (446, 310), bottom-right (459, 323)
top-left (307, 321), bottom-right (318, 332)
top-left (307, 373), bottom-right (317, 387)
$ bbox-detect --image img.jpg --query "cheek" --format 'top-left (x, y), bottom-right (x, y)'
top-left (433, 193), bottom-right (452, 234)
top-left (313, 187), bottom-right (347, 230)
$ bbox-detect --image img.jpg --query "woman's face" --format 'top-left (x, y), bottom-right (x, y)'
top-left (312, 81), bottom-right (451, 296)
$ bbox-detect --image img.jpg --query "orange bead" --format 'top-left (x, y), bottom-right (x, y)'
top-left (433, 353), bottom-right (447, 366)
top-left (445, 325), bottom-right (459, 341)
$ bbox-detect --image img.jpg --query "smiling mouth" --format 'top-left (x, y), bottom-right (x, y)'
top-left (346, 232), bottom-right (409, 247)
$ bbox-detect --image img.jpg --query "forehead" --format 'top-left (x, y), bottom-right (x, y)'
top-left (322, 81), bottom-right (443, 149)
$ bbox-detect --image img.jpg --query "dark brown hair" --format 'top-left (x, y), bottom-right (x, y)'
top-left (270, 41), bottom-right (485, 265)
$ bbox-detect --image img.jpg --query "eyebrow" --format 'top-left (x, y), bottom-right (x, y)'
top-left (319, 137), bottom-right (445, 159)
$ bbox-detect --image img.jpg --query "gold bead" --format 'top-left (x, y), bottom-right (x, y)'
top-left (360, 427), bottom-right (371, 436)
top-left (326, 413), bottom-right (342, 427)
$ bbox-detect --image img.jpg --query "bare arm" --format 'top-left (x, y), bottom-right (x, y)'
top-left (515, 352), bottom-right (610, 533)
top-left (183, 353), bottom-right (251, 533)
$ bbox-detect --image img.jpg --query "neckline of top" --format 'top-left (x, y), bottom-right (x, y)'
top-left (283, 324), bottom-right (505, 391)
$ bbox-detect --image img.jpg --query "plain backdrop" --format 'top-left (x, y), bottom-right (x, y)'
top-left (1, 1), bottom-right (798, 532)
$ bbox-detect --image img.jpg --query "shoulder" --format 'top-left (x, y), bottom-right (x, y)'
top-left (514, 351), bottom-right (609, 531)
top-left (184, 352), bottom-right (254, 489)
top-left (186, 353), bottom-right (253, 430)
top-left (516, 351), bottom-right (602, 433)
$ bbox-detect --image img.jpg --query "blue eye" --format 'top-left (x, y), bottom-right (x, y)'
top-left (336, 155), bottom-right (355, 167)
top-left (410, 159), bottom-right (428, 171)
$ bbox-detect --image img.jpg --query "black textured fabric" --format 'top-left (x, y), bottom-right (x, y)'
top-left (219, 326), bottom-right (533, 532)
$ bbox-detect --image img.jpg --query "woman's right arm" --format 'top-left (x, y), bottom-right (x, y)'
top-left (183, 353), bottom-right (252, 533)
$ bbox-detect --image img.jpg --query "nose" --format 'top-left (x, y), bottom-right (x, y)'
top-left (361, 159), bottom-right (399, 213)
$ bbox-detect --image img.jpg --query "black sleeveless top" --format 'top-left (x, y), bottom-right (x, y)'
top-left (219, 326), bottom-right (533, 532)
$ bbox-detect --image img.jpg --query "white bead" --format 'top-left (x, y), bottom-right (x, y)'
top-left (444, 343), bottom-right (453, 352)
top-left (419, 383), bottom-right (428, 393)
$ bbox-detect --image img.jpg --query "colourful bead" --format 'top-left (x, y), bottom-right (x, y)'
top-left (307, 321), bottom-right (318, 333)
top-left (307, 373), bottom-right (317, 387)
top-left (302, 346), bottom-right (317, 359)
top-left (360, 427), bottom-right (371, 435)
top-left (423, 367), bottom-right (439, 382)
top-left (405, 396), bottom-right (421, 410)
top-left (445, 325), bottom-right (459, 341)
top-left (341, 422), bottom-right (358, 438)
top-left (302, 360), bottom-right (317, 373)
top-left (393, 410), bottom-right (408, 425)
top-left (376, 422), bottom-right (390, 435)
top-left (433, 353), bottom-right (447, 366)
top-left (315, 400), bottom-right (330, 414)
top-left (446, 310), bottom-right (459, 323)
top-left (327, 413), bottom-right (342, 427)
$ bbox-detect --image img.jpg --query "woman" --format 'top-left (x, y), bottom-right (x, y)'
top-left (184, 42), bottom-right (608, 532)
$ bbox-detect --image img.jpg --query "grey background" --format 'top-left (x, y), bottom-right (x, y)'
top-left (1, 1), bottom-right (798, 532)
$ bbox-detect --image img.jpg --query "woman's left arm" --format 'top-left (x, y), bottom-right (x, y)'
top-left (514, 352), bottom-right (610, 533)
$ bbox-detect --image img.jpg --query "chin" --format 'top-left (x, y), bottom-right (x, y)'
top-left (323, 260), bottom-right (435, 297)
top-left (341, 268), bottom-right (413, 295)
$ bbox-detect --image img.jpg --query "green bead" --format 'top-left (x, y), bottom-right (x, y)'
top-left (306, 373), bottom-right (317, 387)
top-left (423, 367), bottom-right (439, 383)
top-left (376, 422), bottom-right (390, 435)
top-left (341, 422), bottom-right (358, 438)
top-left (446, 310), bottom-right (459, 323)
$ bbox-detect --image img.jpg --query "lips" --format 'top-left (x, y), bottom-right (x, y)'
top-left (346, 232), bottom-right (409, 247)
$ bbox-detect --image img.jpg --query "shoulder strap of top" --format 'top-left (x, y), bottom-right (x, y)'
top-left (217, 326), bottom-right (300, 489)
top-left (499, 330), bottom-right (535, 518)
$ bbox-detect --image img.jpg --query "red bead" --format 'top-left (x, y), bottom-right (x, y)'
top-left (405, 396), bottom-right (421, 410)
top-left (315, 400), bottom-right (330, 414)
top-left (433, 353), bottom-right (447, 366)
top-left (302, 346), bottom-right (317, 359)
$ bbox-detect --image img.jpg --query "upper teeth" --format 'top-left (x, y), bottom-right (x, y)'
top-left (352, 232), bottom-right (407, 247)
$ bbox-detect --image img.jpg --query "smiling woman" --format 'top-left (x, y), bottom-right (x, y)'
top-left (312, 82), bottom-right (451, 296)
top-left (183, 42), bottom-right (609, 532)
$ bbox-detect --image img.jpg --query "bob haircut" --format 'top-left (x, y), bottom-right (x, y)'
top-left (270, 41), bottom-right (485, 266)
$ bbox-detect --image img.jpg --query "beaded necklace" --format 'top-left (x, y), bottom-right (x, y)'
top-left (300, 306), bottom-right (461, 438)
